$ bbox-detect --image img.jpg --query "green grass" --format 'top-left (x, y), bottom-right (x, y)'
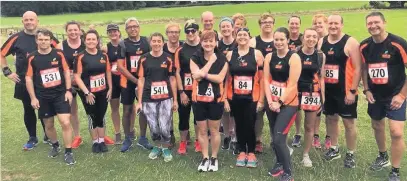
top-left (2, 2), bottom-right (407, 181)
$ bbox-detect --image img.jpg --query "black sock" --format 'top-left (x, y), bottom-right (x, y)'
top-left (52, 141), bottom-right (59, 148)
top-left (314, 134), bottom-right (319, 138)
top-left (391, 167), bottom-right (400, 173)
top-left (65, 148), bottom-right (72, 153)
top-left (325, 135), bottom-right (330, 139)
top-left (379, 151), bottom-right (387, 158)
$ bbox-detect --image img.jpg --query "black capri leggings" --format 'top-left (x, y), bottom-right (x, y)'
top-left (230, 99), bottom-right (257, 153)
top-left (266, 105), bottom-right (297, 175)
top-left (177, 91), bottom-right (196, 131)
top-left (78, 91), bottom-right (108, 129)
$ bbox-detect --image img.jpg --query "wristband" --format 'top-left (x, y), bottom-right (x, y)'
top-left (398, 93), bottom-right (406, 100)
top-left (278, 99), bottom-right (284, 106)
top-left (2, 67), bottom-right (12, 77)
top-left (178, 90), bottom-right (184, 95)
top-left (85, 92), bottom-right (90, 96)
top-left (350, 89), bottom-right (357, 95)
top-left (66, 88), bottom-right (73, 93)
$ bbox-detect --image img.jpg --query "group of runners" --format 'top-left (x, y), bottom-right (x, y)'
top-left (1, 9), bottom-right (406, 181)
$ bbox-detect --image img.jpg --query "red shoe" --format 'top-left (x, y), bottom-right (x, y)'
top-left (255, 142), bottom-right (263, 153)
top-left (178, 141), bottom-right (187, 155)
top-left (194, 140), bottom-right (202, 152)
top-left (324, 137), bottom-right (332, 150)
top-left (312, 136), bottom-right (322, 149)
top-left (71, 136), bottom-right (83, 149)
top-left (104, 136), bottom-right (115, 145)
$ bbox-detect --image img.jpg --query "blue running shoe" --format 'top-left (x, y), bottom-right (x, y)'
top-left (137, 137), bottom-right (153, 150)
top-left (120, 137), bottom-right (133, 152)
top-left (23, 137), bottom-right (38, 151)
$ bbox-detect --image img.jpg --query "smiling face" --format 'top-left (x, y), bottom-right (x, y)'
top-left (220, 21), bottom-right (233, 37)
top-left (36, 33), bottom-right (51, 51)
top-left (22, 11), bottom-right (38, 31)
top-left (201, 12), bottom-right (214, 31)
top-left (108, 29), bottom-right (120, 41)
top-left (312, 17), bottom-right (328, 35)
top-left (366, 15), bottom-right (386, 37)
top-left (236, 30), bottom-right (250, 46)
top-left (273, 31), bottom-right (288, 50)
top-left (166, 26), bottom-right (180, 44)
top-left (85, 33), bottom-right (98, 49)
top-left (201, 32), bottom-right (217, 52)
top-left (260, 17), bottom-right (275, 33)
top-left (303, 29), bottom-right (318, 48)
top-left (66, 24), bottom-right (80, 40)
top-left (125, 20), bottom-right (140, 38)
top-left (185, 28), bottom-right (198, 42)
top-left (327, 15), bottom-right (344, 36)
top-left (288, 17), bottom-right (301, 35)
top-left (150, 35), bottom-right (164, 52)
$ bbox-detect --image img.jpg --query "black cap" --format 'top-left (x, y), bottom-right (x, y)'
top-left (107, 24), bottom-right (119, 31)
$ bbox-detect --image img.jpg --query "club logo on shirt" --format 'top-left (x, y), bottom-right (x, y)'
top-left (73, 51), bottom-right (78, 57)
top-left (51, 58), bottom-right (59, 65)
top-left (304, 57), bottom-right (312, 65)
top-left (275, 61), bottom-right (282, 69)
top-left (136, 48), bottom-right (143, 55)
top-left (223, 47), bottom-right (229, 55)
top-left (161, 61), bottom-right (167, 68)
top-left (265, 45), bottom-right (273, 52)
top-left (328, 48), bottom-right (334, 55)
top-left (114, 51), bottom-right (117, 55)
top-left (100, 56), bottom-right (106, 64)
top-left (382, 50), bottom-right (391, 59)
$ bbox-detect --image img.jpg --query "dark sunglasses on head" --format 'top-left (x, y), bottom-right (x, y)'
top-left (185, 29), bottom-right (197, 34)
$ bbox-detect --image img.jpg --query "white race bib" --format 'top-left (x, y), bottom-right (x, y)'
top-left (269, 81), bottom-right (286, 101)
top-left (197, 84), bottom-right (214, 102)
top-left (90, 73), bottom-right (106, 92)
top-left (151, 81), bottom-right (169, 99)
top-left (130, 56), bottom-right (140, 72)
top-left (184, 73), bottom-right (193, 91)
top-left (233, 76), bottom-right (253, 95)
top-left (111, 62), bottom-right (120, 75)
top-left (368, 63), bottom-right (388, 84)
top-left (300, 92), bottom-right (321, 111)
top-left (324, 64), bottom-right (339, 84)
top-left (40, 68), bottom-right (62, 88)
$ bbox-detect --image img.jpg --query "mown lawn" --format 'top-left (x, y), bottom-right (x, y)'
top-left (1, 1), bottom-right (407, 181)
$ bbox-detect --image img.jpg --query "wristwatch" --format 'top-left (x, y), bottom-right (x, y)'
top-left (2, 67), bottom-right (12, 76)
top-left (66, 88), bottom-right (73, 93)
top-left (350, 89), bottom-right (357, 95)
top-left (85, 92), bottom-right (90, 96)
top-left (278, 99), bottom-right (285, 106)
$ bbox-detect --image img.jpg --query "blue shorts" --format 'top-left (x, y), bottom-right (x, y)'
top-left (368, 100), bottom-right (406, 121)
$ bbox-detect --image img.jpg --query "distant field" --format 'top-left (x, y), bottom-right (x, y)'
top-left (1, 1), bottom-right (407, 181)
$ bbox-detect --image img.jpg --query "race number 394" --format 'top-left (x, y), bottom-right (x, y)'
top-left (40, 68), bottom-right (61, 88)
top-left (368, 63), bottom-right (388, 84)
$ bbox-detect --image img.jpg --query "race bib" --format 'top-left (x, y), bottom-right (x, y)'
top-left (40, 68), bottom-right (61, 88)
top-left (324, 64), bottom-right (339, 84)
top-left (151, 81), bottom-right (169, 99)
top-left (184, 73), bottom-right (193, 91)
top-left (269, 81), bottom-right (286, 101)
top-left (300, 92), bottom-right (321, 111)
top-left (197, 84), bottom-right (214, 102)
top-left (111, 62), bottom-right (120, 75)
top-left (90, 73), bottom-right (106, 92)
top-left (368, 63), bottom-right (388, 84)
top-left (130, 55), bottom-right (140, 72)
top-left (233, 76), bottom-right (253, 95)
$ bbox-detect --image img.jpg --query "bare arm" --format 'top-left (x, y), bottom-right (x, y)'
top-left (249, 37), bottom-right (256, 48)
top-left (346, 37), bottom-right (362, 91)
top-left (263, 53), bottom-right (273, 103)
top-left (205, 63), bottom-right (228, 84)
top-left (279, 53), bottom-right (302, 104)
top-left (170, 76), bottom-right (177, 101)
top-left (255, 50), bottom-right (265, 104)
top-left (320, 54), bottom-right (326, 103)
top-left (117, 58), bottom-right (138, 84)
top-left (137, 77), bottom-right (144, 104)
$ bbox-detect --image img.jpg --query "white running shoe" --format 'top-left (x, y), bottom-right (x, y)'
top-left (208, 157), bottom-right (219, 172)
top-left (288, 145), bottom-right (294, 156)
top-left (302, 155), bottom-right (313, 167)
top-left (198, 158), bottom-right (210, 172)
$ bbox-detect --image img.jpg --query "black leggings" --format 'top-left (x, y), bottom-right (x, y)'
top-left (177, 91), bottom-right (196, 131)
top-left (78, 91), bottom-right (108, 129)
top-left (266, 105), bottom-right (297, 175)
top-left (22, 99), bottom-right (46, 138)
top-left (230, 99), bottom-right (257, 153)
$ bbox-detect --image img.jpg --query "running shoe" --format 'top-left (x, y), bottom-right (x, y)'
top-left (198, 158), bottom-right (210, 172)
top-left (99, 142), bottom-right (108, 152)
top-left (148, 146), bottom-right (161, 160)
top-left (169, 132), bottom-right (176, 149)
top-left (23, 137), bottom-right (38, 151)
top-left (92, 143), bottom-right (100, 153)
top-left (288, 145), bottom-right (294, 156)
top-left (255, 141), bottom-right (263, 154)
top-left (137, 137), bottom-right (153, 150)
top-left (246, 153), bottom-right (257, 168)
top-left (324, 137), bottom-right (331, 150)
top-left (64, 152), bottom-right (76, 165)
top-left (388, 171), bottom-right (400, 181)
top-left (208, 157), bottom-right (218, 172)
top-left (162, 148), bottom-right (173, 162)
top-left (344, 153), bottom-right (356, 168)
top-left (370, 153), bottom-right (391, 171)
top-left (291, 135), bottom-right (301, 147)
top-left (48, 146), bottom-right (61, 158)
top-left (268, 162), bottom-right (284, 177)
top-left (194, 140), bottom-right (202, 152)
top-left (279, 172), bottom-right (294, 181)
top-left (312, 136), bottom-right (322, 149)
top-left (236, 152), bottom-right (247, 167)
top-left (177, 141), bottom-right (187, 155)
top-left (43, 135), bottom-right (52, 145)
top-left (222, 137), bottom-right (231, 150)
top-left (115, 133), bottom-right (122, 145)
top-left (324, 147), bottom-right (341, 161)
top-left (129, 130), bottom-right (137, 141)
top-left (120, 137), bottom-right (133, 152)
top-left (231, 141), bottom-right (239, 155)
top-left (71, 136), bottom-right (83, 149)
top-left (301, 155), bottom-right (313, 167)
top-left (104, 136), bottom-right (115, 145)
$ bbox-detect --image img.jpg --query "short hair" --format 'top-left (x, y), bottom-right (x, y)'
top-left (165, 22), bottom-right (181, 32)
top-left (312, 14), bottom-right (328, 24)
top-left (200, 30), bottom-right (217, 41)
top-left (329, 14), bottom-right (343, 24)
top-left (365, 11), bottom-right (386, 22)
top-left (258, 12), bottom-right (275, 25)
top-left (125, 17), bottom-right (140, 27)
top-left (303, 27), bottom-right (318, 35)
top-left (288, 15), bottom-right (301, 24)
top-left (274, 27), bottom-right (290, 40)
top-left (84, 29), bottom-right (100, 41)
top-left (232, 13), bottom-right (247, 26)
top-left (149, 32), bottom-right (165, 42)
top-left (65, 21), bottom-right (81, 32)
top-left (35, 28), bottom-right (53, 39)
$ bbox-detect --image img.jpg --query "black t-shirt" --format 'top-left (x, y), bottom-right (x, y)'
top-left (289, 34), bottom-right (303, 51)
top-left (255, 35), bottom-right (275, 57)
top-left (61, 40), bottom-right (85, 70)
top-left (163, 41), bottom-right (183, 57)
top-left (174, 43), bottom-right (201, 92)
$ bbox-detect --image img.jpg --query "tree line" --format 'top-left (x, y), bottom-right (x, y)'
top-left (0, 1), bottom-right (254, 17)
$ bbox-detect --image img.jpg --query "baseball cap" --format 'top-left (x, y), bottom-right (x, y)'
top-left (107, 24), bottom-right (120, 31)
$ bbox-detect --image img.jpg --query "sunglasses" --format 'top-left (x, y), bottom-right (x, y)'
top-left (185, 29), bottom-right (197, 34)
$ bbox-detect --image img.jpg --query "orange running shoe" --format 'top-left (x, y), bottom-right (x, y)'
top-left (71, 136), bottom-right (83, 149)
top-left (104, 136), bottom-right (115, 145)
top-left (236, 152), bottom-right (247, 167)
top-left (178, 141), bottom-right (187, 155)
top-left (194, 140), bottom-right (202, 152)
top-left (246, 153), bottom-right (258, 168)
top-left (255, 141), bottom-right (263, 153)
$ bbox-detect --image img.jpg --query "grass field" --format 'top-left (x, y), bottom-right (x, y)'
top-left (1, 1), bottom-right (407, 181)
